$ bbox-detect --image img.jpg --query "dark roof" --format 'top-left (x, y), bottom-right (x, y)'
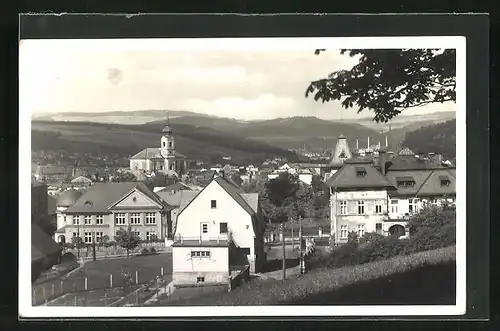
top-left (32, 223), bottom-right (62, 262)
top-left (395, 176), bottom-right (415, 182)
top-left (64, 182), bottom-right (170, 213)
top-left (416, 169), bottom-right (456, 197)
top-left (47, 195), bottom-right (57, 215)
top-left (327, 162), bottom-right (394, 190)
top-left (130, 148), bottom-right (185, 160)
top-left (385, 155), bottom-right (446, 171)
top-left (157, 182), bottom-right (193, 193)
top-left (56, 189), bottom-right (83, 207)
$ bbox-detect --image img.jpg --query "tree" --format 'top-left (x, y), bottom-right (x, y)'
top-left (71, 236), bottom-right (85, 258)
top-left (98, 234), bottom-right (109, 247)
top-left (114, 226), bottom-right (141, 258)
top-left (305, 49), bottom-right (456, 122)
top-left (230, 173), bottom-right (243, 187)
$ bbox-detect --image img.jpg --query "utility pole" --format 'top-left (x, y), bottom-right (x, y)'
top-left (290, 217), bottom-right (294, 251)
top-left (281, 222), bottom-right (286, 281)
top-left (299, 214), bottom-right (305, 275)
top-left (92, 231), bottom-right (96, 261)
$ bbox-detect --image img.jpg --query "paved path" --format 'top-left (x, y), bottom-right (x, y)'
top-left (143, 281), bottom-right (175, 305)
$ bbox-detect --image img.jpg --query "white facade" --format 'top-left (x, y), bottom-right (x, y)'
top-left (175, 181), bottom-right (256, 258)
top-left (172, 246), bottom-right (229, 286)
top-left (330, 189), bottom-right (407, 243)
top-left (298, 173), bottom-right (313, 185)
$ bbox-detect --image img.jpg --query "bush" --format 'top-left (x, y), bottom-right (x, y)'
top-left (150, 247), bottom-right (156, 254)
top-left (141, 248), bottom-right (150, 255)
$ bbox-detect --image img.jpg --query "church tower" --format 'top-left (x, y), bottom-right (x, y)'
top-left (330, 134), bottom-right (352, 165)
top-left (160, 116), bottom-right (176, 173)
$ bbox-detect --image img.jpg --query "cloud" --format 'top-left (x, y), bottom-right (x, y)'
top-left (20, 41), bottom-right (456, 120)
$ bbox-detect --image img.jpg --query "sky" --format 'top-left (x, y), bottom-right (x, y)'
top-left (20, 39), bottom-right (456, 121)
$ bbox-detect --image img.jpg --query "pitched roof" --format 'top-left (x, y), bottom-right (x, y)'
top-left (36, 165), bottom-right (68, 175)
top-left (416, 169), bottom-right (456, 197)
top-left (398, 147), bottom-right (415, 156)
top-left (47, 195), bottom-right (57, 215)
top-left (130, 148), bottom-right (185, 160)
top-left (327, 161), bottom-right (394, 190)
top-left (32, 223), bottom-right (62, 262)
top-left (63, 182), bottom-right (169, 213)
top-left (386, 155), bottom-right (445, 171)
top-left (178, 191), bottom-right (200, 213)
top-left (240, 193), bottom-right (259, 213)
top-left (71, 176), bottom-right (93, 184)
top-left (385, 170), bottom-right (433, 197)
top-left (157, 189), bottom-right (201, 207)
top-left (157, 182), bottom-right (193, 193)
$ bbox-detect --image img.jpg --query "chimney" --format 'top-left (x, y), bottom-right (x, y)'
top-left (385, 136), bottom-right (388, 148)
top-left (356, 139), bottom-right (359, 150)
top-left (367, 136), bottom-right (370, 149)
top-left (379, 149), bottom-right (387, 175)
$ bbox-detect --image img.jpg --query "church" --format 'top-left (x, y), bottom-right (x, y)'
top-left (129, 121), bottom-right (188, 177)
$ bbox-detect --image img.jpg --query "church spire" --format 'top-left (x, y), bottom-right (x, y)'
top-left (162, 110), bottom-right (172, 134)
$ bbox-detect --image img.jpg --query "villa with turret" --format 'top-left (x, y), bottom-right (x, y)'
top-left (129, 120), bottom-right (188, 177)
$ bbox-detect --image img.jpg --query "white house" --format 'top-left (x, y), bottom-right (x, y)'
top-left (172, 175), bottom-right (265, 286)
top-left (328, 158), bottom-right (400, 244)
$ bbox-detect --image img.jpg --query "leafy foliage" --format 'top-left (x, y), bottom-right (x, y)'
top-left (306, 49), bottom-right (456, 122)
top-left (114, 226), bottom-right (141, 258)
top-left (111, 172), bottom-right (137, 182)
top-left (311, 205), bottom-right (455, 269)
top-left (403, 119), bottom-right (456, 159)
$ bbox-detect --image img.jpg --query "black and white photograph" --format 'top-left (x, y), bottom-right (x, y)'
top-left (20, 33), bottom-right (467, 318)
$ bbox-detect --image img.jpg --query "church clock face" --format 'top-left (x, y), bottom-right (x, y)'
top-left (160, 148), bottom-right (169, 158)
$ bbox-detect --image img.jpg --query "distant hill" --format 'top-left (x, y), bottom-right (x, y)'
top-left (403, 119), bottom-right (456, 159)
top-left (31, 120), bottom-right (297, 164)
top-left (31, 109), bottom-right (456, 152)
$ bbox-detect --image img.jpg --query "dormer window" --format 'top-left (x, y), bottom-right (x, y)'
top-left (439, 175), bottom-right (451, 187)
top-left (355, 167), bottom-right (367, 177)
top-left (338, 150), bottom-right (347, 158)
top-left (84, 200), bottom-right (93, 207)
top-left (396, 176), bottom-right (416, 187)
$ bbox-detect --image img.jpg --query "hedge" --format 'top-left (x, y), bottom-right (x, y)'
top-left (153, 245), bottom-right (456, 306)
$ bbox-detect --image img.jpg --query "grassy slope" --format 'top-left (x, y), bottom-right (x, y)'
top-left (152, 246), bottom-right (456, 306)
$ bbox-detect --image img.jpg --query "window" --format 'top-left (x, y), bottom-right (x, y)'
top-left (390, 199), bottom-right (399, 214)
top-left (396, 177), bottom-right (416, 187)
top-left (145, 213), bottom-right (156, 224)
top-left (73, 215), bottom-right (80, 225)
top-left (357, 224), bottom-right (365, 238)
top-left (72, 232), bottom-right (79, 238)
top-left (197, 276), bottom-right (205, 283)
top-left (133, 231), bottom-right (141, 239)
top-left (169, 164), bottom-right (174, 170)
top-left (220, 222), bottom-right (228, 234)
top-left (84, 215), bottom-right (92, 225)
top-left (357, 201), bottom-right (365, 214)
top-left (146, 231), bottom-right (156, 241)
top-left (162, 141), bottom-right (166, 147)
top-left (95, 232), bottom-right (104, 242)
top-left (375, 201), bottom-right (383, 214)
top-left (84, 232), bottom-right (92, 244)
top-left (408, 198), bottom-right (420, 214)
top-left (191, 251), bottom-right (211, 258)
top-left (115, 213), bottom-right (126, 225)
top-left (202, 223), bottom-right (208, 234)
top-left (168, 142), bottom-right (172, 148)
top-left (339, 201), bottom-right (347, 215)
top-left (439, 175), bottom-right (451, 186)
top-left (340, 225), bottom-right (348, 239)
top-left (211, 200), bottom-right (217, 209)
top-left (95, 215), bottom-right (103, 225)
top-left (355, 167), bottom-right (366, 177)
top-left (376, 223), bottom-right (382, 233)
top-left (130, 213), bottom-right (141, 225)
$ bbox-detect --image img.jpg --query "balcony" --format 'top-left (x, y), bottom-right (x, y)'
top-left (173, 233), bottom-right (230, 247)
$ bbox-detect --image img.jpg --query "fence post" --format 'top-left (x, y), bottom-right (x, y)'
top-left (60, 281), bottom-right (63, 294)
top-left (32, 288), bottom-right (36, 303)
top-left (135, 290), bottom-right (139, 305)
top-left (161, 267), bottom-right (164, 276)
top-left (85, 277), bottom-right (88, 290)
top-left (109, 274), bottom-right (113, 288)
top-left (104, 292), bottom-right (107, 306)
top-left (72, 282), bottom-right (76, 292)
top-left (74, 295), bottom-right (77, 306)
top-left (52, 284), bottom-right (55, 296)
top-left (136, 270), bottom-right (139, 285)
top-left (43, 286), bottom-right (46, 299)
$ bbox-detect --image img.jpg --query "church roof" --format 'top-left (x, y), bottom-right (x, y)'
top-left (130, 148), bottom-right (186, 160)
top-left (330, 134), bottom-right (352, 166)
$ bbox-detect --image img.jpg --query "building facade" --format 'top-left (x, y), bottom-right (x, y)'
top-left (130, 121), bottom-right (188, 177)
top-left (172, 175), bottom-right (265, 286)
top-left (54, 182), bottom-right (174, 245)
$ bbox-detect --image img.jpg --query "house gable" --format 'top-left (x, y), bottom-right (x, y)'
top-left (108, 188), bottom-right (163, 210)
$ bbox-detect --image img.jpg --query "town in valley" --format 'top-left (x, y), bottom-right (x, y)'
top-left (27, 45), bottom-right (458, 308)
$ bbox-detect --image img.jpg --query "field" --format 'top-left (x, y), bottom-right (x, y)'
top-left (33, 253), bottom-right (172, 306)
